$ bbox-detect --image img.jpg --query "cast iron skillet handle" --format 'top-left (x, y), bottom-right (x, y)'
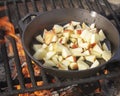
top-left (19, 12), bottom-right (39, 31)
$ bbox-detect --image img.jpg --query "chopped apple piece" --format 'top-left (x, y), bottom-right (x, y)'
top-left (90, 60), bottom-right (99, 68)
top-left (82, 22), bottom-right (89, 29)
top-left (33, 44), bottom-right (42, 51)
top-left (66, 56), bottom-right (76, 62)
top-left (70, 48), bottom-right (83, 56)
top-left (90, 49), bottom-right (102, 58)
top-left (76, 24), bottom-right (82, 29)
top-left (102, 43), bottom-right (109, 51)
top-left (51, 35), bottom-right (58, 42)
top-left (63, 23), bottom-right (70, 28)
top-left (63, 31), bottom-right (70, 39)
top-left (93, 44), bottom-right (103, 54)
top-left (44, 30), bottom-right (56, 45)
top-left (90, 23), bottom-right (95, 29)
top-left (52, 55), bottom-right (59, 64)
top-left (77, 60), bottom-right (89, 70)
top-left (46, 51), bottom-right (56, 60)
top-left (102, 51), bottom-right (112, 61)
top-left (42, 44), bottom-right (48, 49)
top-left (44, 60), bottom-right (56, 67)
top-left (77, 56), bottom-right (85, 61)
top-left (53, 24), bottom-right (63, 33)
top-left (85, 55), bottom-right (96, 63)
top-left (48, 43), bottom-right (54, 51)
top-left (80, 30), bottom-right (92, 42)
top-left (71, 21), bottom-right (80, 26)
top-left (66, 25), bottom-right (74, 31)
top-left (59, 37), bottom-right (67, 44)
top-left (58, 56), bottom-right (63, 62)
top-left (90, 33), bottom-right (100, 44)
top-left (79, 43), bottom-right (90, 49)
top-left (62, 60), bottom-right (71, 67)
top-left (58, 64), bottom-right (68, 70)
top-left (62, 46), bottom-right (71, 58)
top-left (69, 62), bottom-right (78, 70)
top-left (36, 35), bottom-right (44, 43)
top-left (99, 29), bottom-right (106, 41)
top-left (33, 48), bottom-right (47, 60)
top-left (82, 50), bottom-right (90, 56)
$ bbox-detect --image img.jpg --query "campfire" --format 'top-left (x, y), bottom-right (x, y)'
top-left (0, 0), bottom-right (120, 96)
top-left (0, 17), bottom-right (52, 96)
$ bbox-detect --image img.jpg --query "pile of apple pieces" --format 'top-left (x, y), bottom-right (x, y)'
top-left (33, 21), bottom-right (112, 70)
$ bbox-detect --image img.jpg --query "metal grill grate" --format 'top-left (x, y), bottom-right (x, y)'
top-left (0, 0), bottom-right (120, 95)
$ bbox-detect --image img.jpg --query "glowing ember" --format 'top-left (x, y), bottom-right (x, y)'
top-left (16, 81), bottom-right (51, 96)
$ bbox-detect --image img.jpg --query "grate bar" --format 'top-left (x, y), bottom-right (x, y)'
top-left (78, 0), bottom-right (84, 8)
top-left (40, 69), bottom-right (48, 85)
top-left (22, 0), bottom-right (29, 14)
top-left (13, 0), bottom-right (21, 20)
top-left (50, 0), bottom-right (56, 9)
top-left (103, 0), bottom-right (120, 30)
top-left (68, 0), bottom-right (74, 8)
top-left (4, 2), bottom-right (12, 22)
top-left (31, 0), bottom-right (38, 12)
top-left (94, 0), bottom-right (106, 15)
top-left (0, 30), bottom-right (13, 91)
top-left (60, 0), bottom-right (65, 8)
top-left (1, 45), bottom-right (13, 91)
top-left (41, 0), bottom-right (47, 11)
top-left (25, 55), bottom-right (37, 87)
top-left (1, 70), bottom-right (120, 96)
top-left (85, 0), bottom-right (94, 11)
top-left (9, 37), bottom-right (25, 89)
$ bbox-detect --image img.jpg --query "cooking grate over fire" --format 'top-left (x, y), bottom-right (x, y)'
top-left (0, 0), bottom-right (120, 96)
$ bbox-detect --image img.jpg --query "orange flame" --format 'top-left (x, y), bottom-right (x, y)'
top-left (0, 16), bottom-right (18, 40)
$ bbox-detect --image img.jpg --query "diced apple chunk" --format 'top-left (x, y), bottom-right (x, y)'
top-left (33, 44), bottom-right (42, 51)
top-left (58, 64), bottom-right (68, 70)
top-left (79, 43), bottom-right (90, 49)
top-left (90, 23), bottom-right (95, 29)
top-left (45, 51), bottom-right (56, 60)
top-left (63, 31), bottom-right (70, 39)
top-left (36, 35), bottom-right (44, 43)
top-left (66, 56), bottom-right (76, 62)
top-left (102, 43), bottom-right (109, 51)
top-left (52, 55), bottom-right (59, 64)
top-left (44, 31), bottom-right (56, 45)
top-left (70, 48), bottom-right (83, 56)
top-left (85, 55), bottom-right (96, 63)
top-left (102, 51), bottom-right (112, 61)
top-left (80, 30), bottom-right (92, 42)
top-left (90, 33), bottom-right (100, 44)
top-left (90, 49), bottom-right (102, 58)
top-left (77, 60), bottom-right (89, 70)
top-left (62, 46), bottom-right (71, 58)
top-left (93, 44), bottom-right (103, 54)
top-left (53, 24), bottom-right (63, 33)
top-left (99, 29), bottom-right (106, 41)
top-left (44, 60), bottom-right (56, 67)
top-left (62, 60), bottom-right (71, 67)
top-left (33, 48), bottom-right (47, 60)
top-left (90, 60), bottom-right (99, 68)
top-left (71, 21), bottom-right (80, 26)
top-left (69, 62), bottom-right (78, 69)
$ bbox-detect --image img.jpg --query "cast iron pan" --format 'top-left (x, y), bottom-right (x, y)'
top-left (19, 8), bottom-right (120, 78)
